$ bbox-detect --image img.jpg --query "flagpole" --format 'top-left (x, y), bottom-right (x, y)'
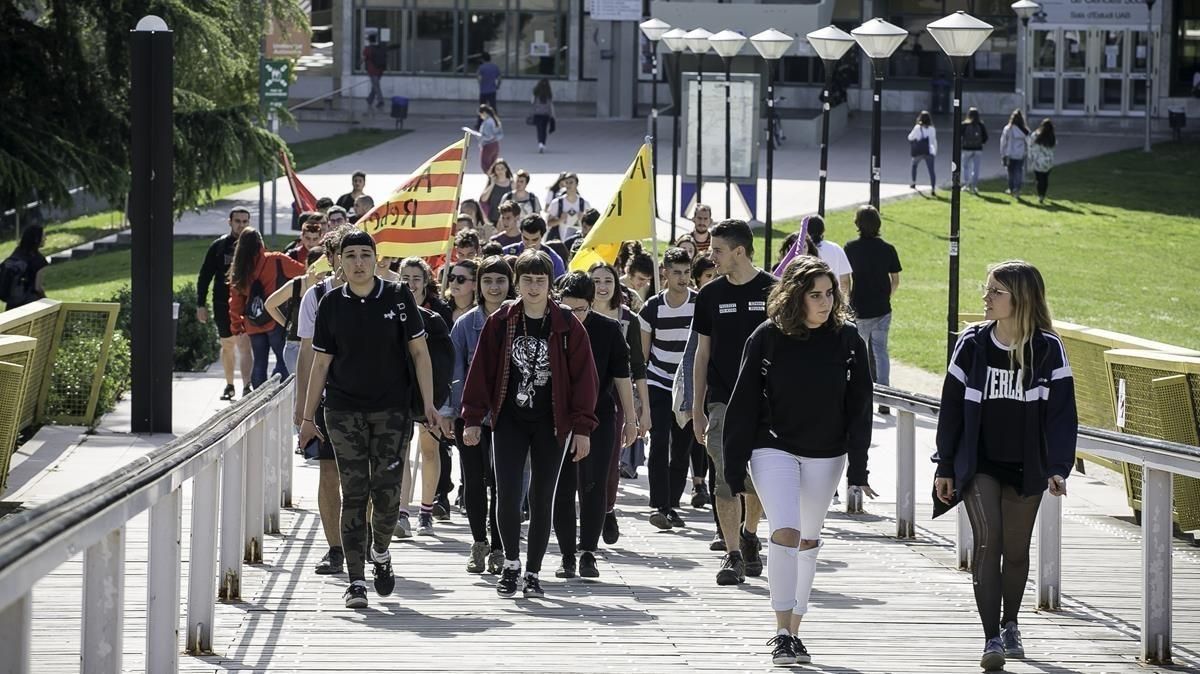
top-left (646, 139), bottom-right (661, 296)
top-left (442, 130), bottom-right (473, 287)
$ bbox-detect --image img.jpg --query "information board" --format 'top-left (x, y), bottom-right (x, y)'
top-left (681, 73), bottom-right (761, 181)
top-left (590, 0), bottom-right (642, 22)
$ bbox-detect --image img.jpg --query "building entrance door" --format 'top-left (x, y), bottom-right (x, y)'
top-left (1028, 26), bottom-right (1157, 117)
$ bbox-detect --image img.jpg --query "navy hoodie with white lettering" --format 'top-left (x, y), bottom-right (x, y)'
top-left (934, 321), bottom-right (1078, 497)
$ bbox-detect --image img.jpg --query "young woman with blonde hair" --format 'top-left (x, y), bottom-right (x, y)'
top-left (934, 260), bottom-right (1077, 671)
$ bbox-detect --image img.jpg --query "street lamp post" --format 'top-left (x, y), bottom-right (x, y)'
top-left (851, 19), bottom-right (907, 211)
top-left (928, 11), bottom-right (994, 365)
top-left (1144, 0), bottom-right (1155, 152)
top-left (662, 28), bottom-right (689, 243)
top-left (709, 30), bottom-right (748, 220)
top-left (1011, 0), bottom-right (1039, 116)
top-left (640, 18), bottom-right (671, 219)
top-left (684, 29), bottom-right (713, 212)
top-left (750, 29), bottom-right (794, 272)
top-left (806, 26), bottom-right (857, 218)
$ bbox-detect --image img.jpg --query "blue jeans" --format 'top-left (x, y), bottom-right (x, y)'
top-left (283, 340), bottom-right (299, 378)
top-left (911, 154), bottom-right (935, 189)
top-left (962, 150), bottom-right (983, 190)
top-left (249, 325), bottom-right (288, 389)
top-left (855, 313), bottom-right (893, 388)
top-left (1006, 158), bottom-right (1025, 194)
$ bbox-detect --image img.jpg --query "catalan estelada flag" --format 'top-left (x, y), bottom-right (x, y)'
top-left (569, 144), bottom-right (655, 272)
top-left (359, 136), bottom-right (468, 259)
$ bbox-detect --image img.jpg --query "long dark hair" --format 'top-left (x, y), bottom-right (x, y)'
top-left (1007, 109), bottom-right (1030, 135)
top-left (964, 106), bottom-right (982, 126)
top-left (587, 262), bottom-right (629, 311)
top-left (533, 78), bottom-right (552, 103)
top-left (917, 110), bottom-right (932, 127)
top-left (479, 103), bottom-right (501, 127)
top-left (228, 227), bottom-right (264, 291)
top-left (1034, 118), bottom-right (1056, 148)
top-left (17, 225), bottom-right (44, 254)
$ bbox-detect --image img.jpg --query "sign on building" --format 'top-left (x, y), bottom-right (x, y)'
top-left (591, 0), bottom-right (642, 22)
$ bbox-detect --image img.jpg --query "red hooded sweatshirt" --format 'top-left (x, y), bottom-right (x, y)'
top-left (461, 299), bottom-right (599, 445)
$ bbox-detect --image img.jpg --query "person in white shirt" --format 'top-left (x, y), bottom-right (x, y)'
top-left (907, 110), bottom-right (938, 195)
top-left (545, 172), bottom-right (588, 241)
top-left (806, 216), bottom-right (852, 294)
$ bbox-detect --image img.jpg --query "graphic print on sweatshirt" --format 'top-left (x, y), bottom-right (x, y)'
top-left (511, 335), bottom-right (550, 408)
top-left (984, 364), bottom-right (1025, 401)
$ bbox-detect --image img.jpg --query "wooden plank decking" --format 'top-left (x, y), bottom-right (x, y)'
top-left (23, 417), bottom-right (1200, 673)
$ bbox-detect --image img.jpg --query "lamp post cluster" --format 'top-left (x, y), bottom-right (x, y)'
top-left (645, 13), bottom-right (1000, 362)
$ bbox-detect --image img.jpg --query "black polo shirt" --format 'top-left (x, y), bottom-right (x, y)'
top-left (312, 278), bottom-right (426, 412)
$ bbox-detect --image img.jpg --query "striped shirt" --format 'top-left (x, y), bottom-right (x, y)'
top-left (639, 289), bottom-right (697, 391)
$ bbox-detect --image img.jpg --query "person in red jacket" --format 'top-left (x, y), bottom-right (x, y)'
top-left (228, 227), bottom-right (306, 389)
top-left (461, 249), bottom-right (598, 599)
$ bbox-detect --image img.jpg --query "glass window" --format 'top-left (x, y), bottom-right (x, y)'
top-left (465, 11), bottom-right (510, 74)
top-left (580, 12), bottom-right (600, 80)
top-left (412, 10), bottom-right (457, 73)
top-left (1173, 4), bottom-right (1200, 96)
top-left (360, 9), bottom-right (402, 72)
top-left (516, 12), bottom-right (562, 76)
top-left (834, 0), bottom-right (861, 21)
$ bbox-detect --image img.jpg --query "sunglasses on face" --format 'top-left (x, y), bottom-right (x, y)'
top-left (449, 274), bottom-right (475, 284)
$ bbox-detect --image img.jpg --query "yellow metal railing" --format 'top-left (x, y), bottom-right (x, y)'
top-left (0, 336), bottom-right (36, 495)
top-left (0, 300), bottom-right (61, 430)
top-left (1104, 349), bottom-right (1200, 531)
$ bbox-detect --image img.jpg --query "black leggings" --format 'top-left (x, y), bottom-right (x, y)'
top-left (555, 405), bottom-right (616, 556)
top-left (437, 436), bottom-right (454, 498)
top-left (493, 413), bottom-right (569, 574)
top-left (457, 419), bottom-right (499, 548)
top-left (962, 472), bottom-right (1042, 638)
top-left (1034, 170), bottom-right (1050, 199)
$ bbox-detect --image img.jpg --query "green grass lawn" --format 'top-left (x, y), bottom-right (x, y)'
top-left (43, 235), bottom-right (295, 304)
top-left (761, 140), bottom-right (1200, 374)
top-left (8, 128), bottom-right (406, 256)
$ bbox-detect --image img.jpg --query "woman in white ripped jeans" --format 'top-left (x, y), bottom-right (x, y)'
top-left (722, 256), bottom-right (876, 667)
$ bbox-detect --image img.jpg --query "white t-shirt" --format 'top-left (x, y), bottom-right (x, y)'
top-left (817, 240), bottom-right (853, 286)
top-left (297, 277), bottom-right (336, 340)
top-left (548, 194), bottom-right (588, 239)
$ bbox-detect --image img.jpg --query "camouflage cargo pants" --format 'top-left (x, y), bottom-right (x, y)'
top-left (324, 408), bottom-right (413, 582)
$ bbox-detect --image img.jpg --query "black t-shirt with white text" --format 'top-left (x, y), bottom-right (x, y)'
top-left (312, 279), bottom-right (426, 412)
top-left (692, 270), bottom-right (776, 405)
top-left (978, 332), bottom-right (1026, 488)
top-left (504, 314), bottom-right (553, 423)
top-left (844, 236), bottom-right (902, 320)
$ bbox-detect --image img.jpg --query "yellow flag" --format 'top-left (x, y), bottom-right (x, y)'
top-left (568, 144), bottom-right (654, 272)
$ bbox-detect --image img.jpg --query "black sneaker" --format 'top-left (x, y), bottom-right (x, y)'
top-left (691, 483), bottom-right (710, 508)
top-left (709, 533), bottom-right (726, 551)
top-left (579, 551), bottom-right (599, 578)
top-left (371, 549), bottom-right (395, 597)
top-left (792, 635), bottom-right (811, 664)
top-left (602, 511), bottom-right (620, 545)
top-left (649, 509), bottom-right (673, 530)
top-left (716, 551), bottom-right (746, 585)
top-left (522, 573), bottom-right (545, 598)
top-left (432, 494), bottom-right (451, 521)
top-left (665, 509), bottom-right (686, 528)
top-left (768, 633), bottom-right (797, 666)
top-left (741, 529), bottom-right (764, 577)
top-left (878, 404), bottom-right (891, 416)
top-left (555, 555), bottom-right (577, 579)
top-left (220, 384), bottom-right (235, 401)
top-left (242, 386), bottom-right (252, 398)
top-left (343, 581), bottom-right (368, 608)
top-left (314, 547), bottom-right (344, 575)
top-left (497, 565), bottom-right (520, 597)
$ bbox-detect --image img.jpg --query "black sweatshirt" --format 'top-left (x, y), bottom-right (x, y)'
top-left (723, 321), bottom-right (874, 494)
top-left (197, 233), bottom-right (237, 307)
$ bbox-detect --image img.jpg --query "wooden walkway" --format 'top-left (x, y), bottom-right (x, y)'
top-left (23, 416), bottom-right (1200, 673)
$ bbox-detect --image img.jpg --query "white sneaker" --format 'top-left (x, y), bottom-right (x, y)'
top-left (394, 513), bottom-right (411, 539)
top-left (538, 143), bottom-right (545, 153)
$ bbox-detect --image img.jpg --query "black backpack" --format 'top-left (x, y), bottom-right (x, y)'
top-left (408, 304), bottom-right (454, 420)
top-left (962, 121), bottom-right (983, 149)
top-left (369, 44), bottom-right (388, 70)
top-left (0, 255), bottom-right (31, 307)
top-left (243, 259), bottom-right (283, 327)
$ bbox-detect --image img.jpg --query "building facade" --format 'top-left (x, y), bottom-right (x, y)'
top-left (297, 0), bottom-right (1199, 120)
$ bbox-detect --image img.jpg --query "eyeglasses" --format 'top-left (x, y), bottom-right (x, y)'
top-left (569, 305), bottom-right (590, 315)
top-left (979, 284), bottom-right (1011, 298)
top-left (449, 274), bottom-right (475, 284)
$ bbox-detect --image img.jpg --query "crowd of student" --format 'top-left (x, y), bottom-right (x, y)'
top-left (197, 163), bottom-right (1077, 671)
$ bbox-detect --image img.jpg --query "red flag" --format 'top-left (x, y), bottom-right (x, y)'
top-left (279, 150), bottom-right (318, 213)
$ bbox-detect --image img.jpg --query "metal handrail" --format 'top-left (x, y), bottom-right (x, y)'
top-left (288, 79), bottom-right (371, 112)
top-left (870, 383), bottom-right (1195, 665)
top-left (0, 374), bottom-right (296, 673)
